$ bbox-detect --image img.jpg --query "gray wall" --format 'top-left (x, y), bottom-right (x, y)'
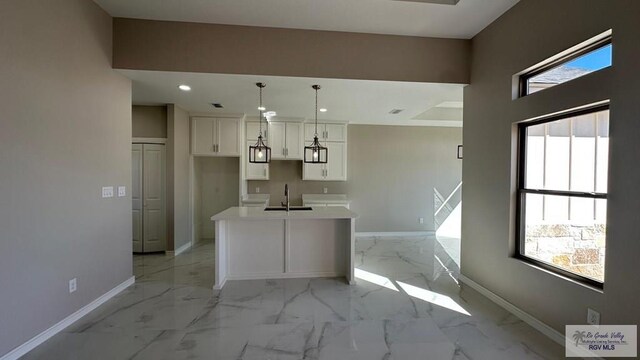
top-left (348, 125), bottom-right (461, 232)
top-left (167, 104), bottom-right (191, 250)
top-left (248, 125), bottom-right (462, 232)
top-left (132, 105), bottom-right (167, 138)
top-left (195, 157), bottom-right (240, 239)
top-left (0, 0), bottom-right (132, 356)
top-left (248, 161), bottom-right (348, 206)
top-left (462, 0), bottom-right (640, 333)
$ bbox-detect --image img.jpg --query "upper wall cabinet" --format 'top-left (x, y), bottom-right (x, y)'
top-left (303, 123), bottom-right (348, 181)
top-left (269, 121), bottom-right (303, 160)
top-left (304, 123), bottom-right (347, 142)
top-left (245, 122), bottom-right (269, 180)
top-left (191, 117), bottom-right (241, 157)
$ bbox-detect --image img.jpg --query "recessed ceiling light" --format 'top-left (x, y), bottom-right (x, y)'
top-left (178, 84), bottom-right (191, 91)
top-left (258, 106), bottom-right (266, 111)
top-left (265, 111), bottom-right (277, 117)
top-left (319, 108), bottom-right (328, 112)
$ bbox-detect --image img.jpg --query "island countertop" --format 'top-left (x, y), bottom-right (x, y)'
top-left (211, 206), bottom-right (358, 221)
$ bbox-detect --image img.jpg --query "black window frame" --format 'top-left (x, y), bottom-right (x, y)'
top-left (519, 37), bottom-right (612, 97)
top-left (516, 104), bottom-right (609, 289)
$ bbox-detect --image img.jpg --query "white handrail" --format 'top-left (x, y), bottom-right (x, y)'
top-left (435, 181), bottom-right (463, 216)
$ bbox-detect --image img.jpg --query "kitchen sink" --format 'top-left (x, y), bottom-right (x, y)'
top-left (264, 206), bottom-right (313, 211)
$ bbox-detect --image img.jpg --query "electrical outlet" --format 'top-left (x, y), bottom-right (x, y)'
top-left (101, 186), bottom-right (114, 198)
top-left (69, 278), bottom-right (77, 293)
top-left (118, 186), bottom-right (126, 197)
top-left (256, 187), bottom-right (260, 193)
top-left (323, 187), bottom-right (328, 194)
top-left (587, 308), bottom-right (600, 325)
top-left (419, 217), bottom-right (424, 224)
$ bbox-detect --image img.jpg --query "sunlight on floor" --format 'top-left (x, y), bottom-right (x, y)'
top-left (397, 281), bottom-right (470, 316)
top-left (354, 268), bottom-right (399, 291)
top-left (355, 267), bottom-right (470, 316)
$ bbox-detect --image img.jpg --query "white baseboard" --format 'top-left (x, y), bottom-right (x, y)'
top-left (227, 271), bottom-right (342, 281)
top-left (213, 278), bottom-right (226, 290)
top-left (174, 241), bottom-right (192, 256)
top-left (458, 274), bottom-right (565, 345)
top-left (214, 272), bottom-right (346, 290)
top-left (355, 231), bottom-right (435, 238)
top-left (1, 276), bottom-right (135, 360)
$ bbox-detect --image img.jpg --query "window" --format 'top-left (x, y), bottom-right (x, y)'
top-left (520, 38), bottom-right (612, 96)
top-left (517, 105), bottom-right (609, 287)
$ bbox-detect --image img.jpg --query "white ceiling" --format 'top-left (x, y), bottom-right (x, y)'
top-left (119, 70), bottom-right (464, 126)
top-left (95, 0), bottom-right (518, 39)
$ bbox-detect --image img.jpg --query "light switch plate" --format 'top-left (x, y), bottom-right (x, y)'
top-left (587, 308), bottom-right (600, 325)
top-left (323, 187), bottom-right (328, 194)
top-left (69, 278), bottom-right (77, 293)
top-left (256, 187), bottom-right (260, 193)
top-left (118, 186), bottom-right (126, 197)
top-left (102, 186), bottom-right (114, 198)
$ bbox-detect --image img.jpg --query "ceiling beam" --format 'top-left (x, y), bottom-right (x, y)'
top-left (113, 18), bottom-right (470, 84)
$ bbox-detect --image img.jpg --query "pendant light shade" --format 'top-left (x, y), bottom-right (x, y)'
top-left (304, 85), bottom-right (328, 164)
top-left (249, 82), bottom-right (271, 163)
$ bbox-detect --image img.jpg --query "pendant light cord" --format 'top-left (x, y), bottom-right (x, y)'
top-left (314, 85), bottom-right (319, 137)
top-left (258, 85), bottom-right (263, 137)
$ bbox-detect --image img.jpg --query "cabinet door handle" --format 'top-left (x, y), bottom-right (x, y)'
top-left (285, 148), bottom-right (288, 156)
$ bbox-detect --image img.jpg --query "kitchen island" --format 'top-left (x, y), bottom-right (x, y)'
top-left (211, 206), bottom-right (357, 289)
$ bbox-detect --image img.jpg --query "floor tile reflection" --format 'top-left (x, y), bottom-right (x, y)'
top-left (24, 237), bottom-right (564, 359)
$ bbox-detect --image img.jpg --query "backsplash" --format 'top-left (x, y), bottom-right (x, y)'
top-left (247, 160), bottom-right (348, 206)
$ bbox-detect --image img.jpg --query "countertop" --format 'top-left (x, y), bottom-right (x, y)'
top-left (302, 194), bottom-right (350, 204)
top-left (211, 206), bottom-right (357, 221)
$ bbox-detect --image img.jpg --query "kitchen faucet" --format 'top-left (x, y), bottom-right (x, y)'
top-left (281, 184), bottom-right (290, 211)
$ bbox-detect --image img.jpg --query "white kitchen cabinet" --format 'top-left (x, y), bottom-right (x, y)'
top-left (191, 117), bottom-right (241, 156)
top-left (303, 142), bottom-right (347, 181)
top-left (246, 121), bottom-right (267, 140)
top-left (302, 194), bottom-right (350, 209)
top-left (325, 142), bottom-right (347, 180)
top-left (305, 123), bottom-right (347, 142)
top-left (245, 141), bottom-right (269, 180)
top-left (269, 121), bottom-right (303, 160)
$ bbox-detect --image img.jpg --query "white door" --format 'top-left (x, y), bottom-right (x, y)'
top-left (192, 117), bottom-right (214, 154)
top-left (132, 144), bottom-right (143, 253)
top-left (285, 123), bottom-right (303, 159)
top-left (142, 144), bottom-right (167, 252)
top-left (305, 123), bottom-right (324, 141)
top-left (325, 142), bottom-right (346, 181)
top-left (325, 124), bottom-right (346, 142)
top-left (246, 121), bottom-right (267, 141)
top-left (217, 118), bottom-right (240, 155)
top-left (303, 162), bottom-right (325, 180)
top-left (245, 140), bottom-right (269, 180)
top-left (269, 122), bottom-right (286, 159)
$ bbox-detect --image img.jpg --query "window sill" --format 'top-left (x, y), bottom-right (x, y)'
top-left (512, 256), bottom-right (604, 294)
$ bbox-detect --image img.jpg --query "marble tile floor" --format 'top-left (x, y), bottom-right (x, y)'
top-left (23, 236), bottom-right (564, 360)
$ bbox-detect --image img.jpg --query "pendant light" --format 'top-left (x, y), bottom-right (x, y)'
top-left (249, 82), bottom-right (271, 163)
top-left (304, 85), bottom-right (328, 164)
